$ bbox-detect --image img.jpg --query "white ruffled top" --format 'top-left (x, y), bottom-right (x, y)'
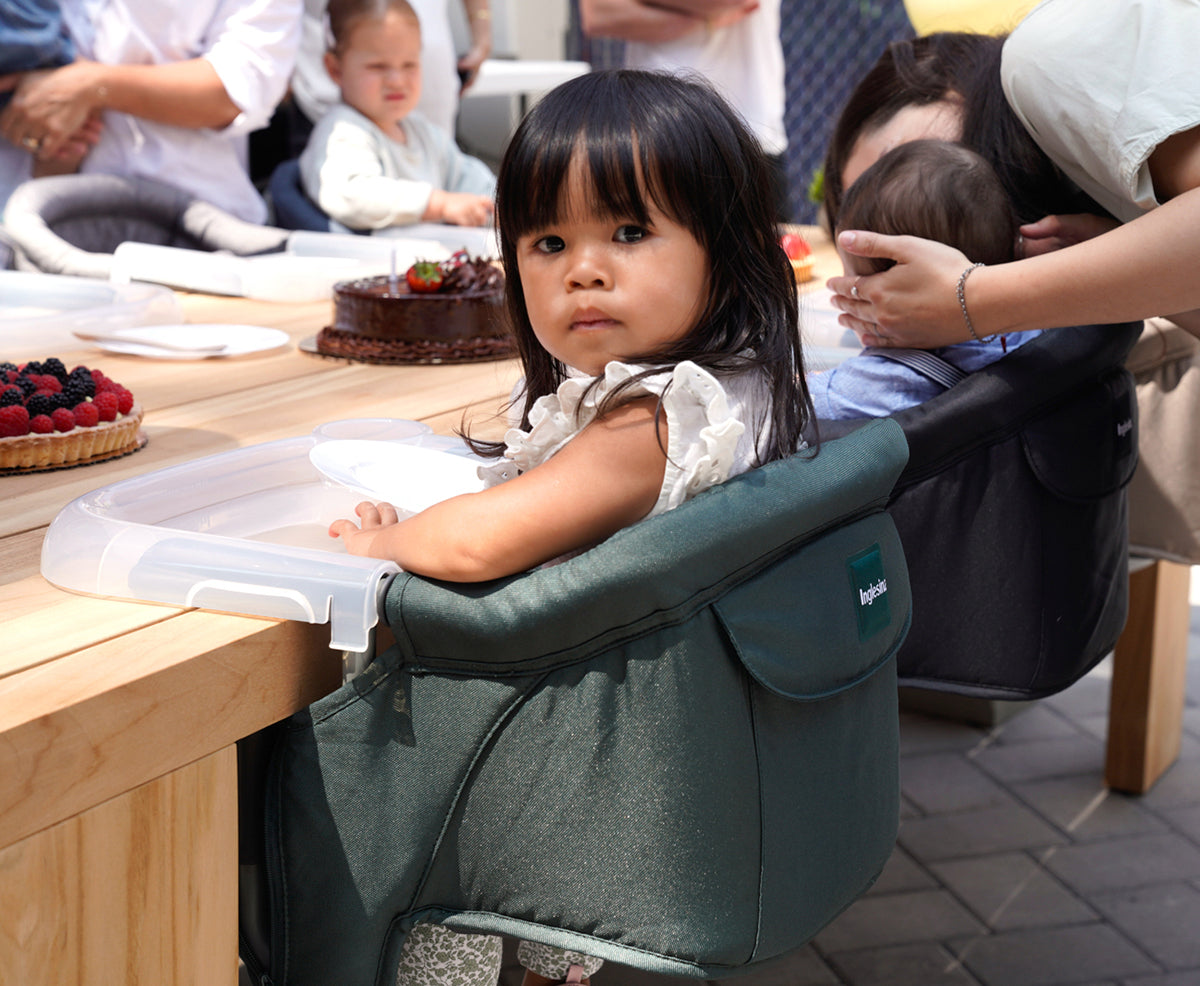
top-left (478, 360), bottom-right (775, 520)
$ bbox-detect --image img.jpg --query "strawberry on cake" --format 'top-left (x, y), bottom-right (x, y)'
top-left (0, 358), bottom-right (144, 472)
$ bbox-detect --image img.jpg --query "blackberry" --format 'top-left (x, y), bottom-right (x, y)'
top-left (61, 380), bottom-right (90, 407)
top-left (0, 387), bottom-right (22, 407)
top-left (68, 366), bottom-right (96, 399)
top-left (42, 357), bottom-right (68, 382)
top-left (25, 393), bottom-right (57, 418)
top-left (0, 362), bottom-right (16, 374)
top-left (22, 360), bottom-right (43, 375)
top-left (17, 377), bottom-right (37, 397)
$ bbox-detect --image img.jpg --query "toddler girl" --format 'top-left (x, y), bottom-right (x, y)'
top-left (298, 0), bottom-right (495, 232)
top-left (329, 68), bottom-right (813, 984)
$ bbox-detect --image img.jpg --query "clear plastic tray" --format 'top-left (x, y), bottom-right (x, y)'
top-left (40, 418), bottom-right (471, 657)
top-left (1, 270), bottom-right (182, 360)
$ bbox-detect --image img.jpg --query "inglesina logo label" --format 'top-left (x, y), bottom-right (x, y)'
top-left (848, 544), bottom-right (891, 641)
top-left (859, 578), bottom-right (888, 607)
top-left (1117, 417), bottom-right (1133, 438)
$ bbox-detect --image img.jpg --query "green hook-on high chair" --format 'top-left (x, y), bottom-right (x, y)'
top-left (238, 419), bottom-right (913, 985)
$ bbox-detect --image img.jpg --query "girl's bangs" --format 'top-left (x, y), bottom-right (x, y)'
top-left (505, 122), bottom-right (669, 238)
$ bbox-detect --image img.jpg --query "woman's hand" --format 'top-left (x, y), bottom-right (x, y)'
top-left (0, 62), bottom-right (106, 161)
top-left (827, 230), bottom-right (976, 348)
top-left (329, 501), bottom-right (402, 557)
top-left (1018, 213), bottom-right (1121, 257)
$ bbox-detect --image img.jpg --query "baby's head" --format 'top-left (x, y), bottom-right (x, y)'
top-left (495, 70), bottom-right (798, 378)
top-left (836, 139), bottom-right (1018, 277)
top-left (324, 0), bottom-right (422, 129)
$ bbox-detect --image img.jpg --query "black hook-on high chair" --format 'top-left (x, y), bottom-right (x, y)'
top-left (239, 420), bottom-right (912, 986)
top-left (819, 320), bottom-right (1142, 700)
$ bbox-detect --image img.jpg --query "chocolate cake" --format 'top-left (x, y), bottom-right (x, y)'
top-left (317, 253), bottom-right (512, 364)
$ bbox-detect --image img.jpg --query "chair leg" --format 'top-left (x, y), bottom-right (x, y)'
top-left (1106, 559), bottom-right (1191, 793)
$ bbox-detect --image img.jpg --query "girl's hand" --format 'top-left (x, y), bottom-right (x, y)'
top-left (1018, 213), bottom-right (1121, 258)
top-left (827, 230), bottom-right (974, 349)
top-left (329, 501), bottom-right (402, 557)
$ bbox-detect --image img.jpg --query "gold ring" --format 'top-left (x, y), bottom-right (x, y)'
top-left (20, 136), bottom-right (40, 151)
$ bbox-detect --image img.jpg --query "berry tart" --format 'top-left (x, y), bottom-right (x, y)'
top-left (316, 251), bottom-right (512, 364)
top-left (0, 358), bottom-right (144, 472)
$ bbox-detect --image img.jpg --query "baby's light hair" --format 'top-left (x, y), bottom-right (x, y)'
top-left (325, 0), bottom-right (419, 50)
top-left (486, 69), bottom-right (813, 466)
top-left (836, 139), bottom-right (1017, 274)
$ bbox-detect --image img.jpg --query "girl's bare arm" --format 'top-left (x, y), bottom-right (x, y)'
top-left (330, 397), bottom-right (668, 581)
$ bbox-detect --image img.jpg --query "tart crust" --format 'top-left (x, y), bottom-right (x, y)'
top-left (0, 403), bottom-right (144, 471)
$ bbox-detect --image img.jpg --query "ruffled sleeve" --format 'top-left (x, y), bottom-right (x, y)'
top-left (477, 360), bottom-right (748, 519)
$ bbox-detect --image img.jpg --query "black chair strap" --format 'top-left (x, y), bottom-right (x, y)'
top-left (861, 346), bottom-right (967, 391)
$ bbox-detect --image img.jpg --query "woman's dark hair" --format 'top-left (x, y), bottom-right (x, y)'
top-left (838, 139), bottom-right (1018, 273)
top-left (485, 68), bottom-right (812, 465)
top-left (822, 32), bottom-right (1105, 232)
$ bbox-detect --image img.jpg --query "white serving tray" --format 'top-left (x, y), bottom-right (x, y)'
top-left (40, 419), bottom-right (478, 657)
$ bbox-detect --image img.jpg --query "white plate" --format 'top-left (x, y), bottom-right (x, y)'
top-left (309, 440), bottom-right (486, 514)
top-left (77, 323), bottom-right (290, 359)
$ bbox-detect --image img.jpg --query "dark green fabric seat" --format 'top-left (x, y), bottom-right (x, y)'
top-left (258, 419), bottom-right (911, 984)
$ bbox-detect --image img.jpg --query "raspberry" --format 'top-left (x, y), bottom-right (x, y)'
top-left (92, 392), bottom-right (119, 421)
top-left (0, 405), bottom-right (30, 437)
top-left (113, 387), bottom-right (134, 415)
top-left (34, 374), bottom-right (61, 394)
top-left (30, 414), bottom-right (55, 434)
top-left (72, 401), bottom-right (99, 427)
top-left (51, 407), bottom-right (76, 432)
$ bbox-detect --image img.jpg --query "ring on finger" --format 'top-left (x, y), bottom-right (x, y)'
top-left (20, 136), bottom-right (40, 151)
top-left (850, 277), bottom-right (861, 301)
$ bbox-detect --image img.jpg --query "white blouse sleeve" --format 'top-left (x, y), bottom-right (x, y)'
top-left (202, 0), bottom-right (302, 135)
top-left (478, 361), bottom-right (747, 518)
top-left (1000, 0), bottom-right (1200, 222)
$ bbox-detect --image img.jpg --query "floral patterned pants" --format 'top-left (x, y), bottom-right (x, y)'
top-left (395, 924), bottom-right (603, 985)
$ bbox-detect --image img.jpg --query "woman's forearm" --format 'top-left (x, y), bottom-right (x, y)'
top-left (971, 187), bottom-right (1200, 335)
top-left (89, 59), bottom-right (241, 130)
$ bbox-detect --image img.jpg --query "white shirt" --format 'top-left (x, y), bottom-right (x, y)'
top-left (292, 0), bottom-right (461, 137)
top-left (0, 0), bottom-right (300, 222)
top-left (298, 103), bottom-right (495, 229)
top-left (1001, 0), bottom-right (1200, 223)
top-left (624, 0), bottom-right (786, 156)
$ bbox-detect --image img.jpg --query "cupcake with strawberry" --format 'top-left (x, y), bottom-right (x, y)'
top-left (780, 231), bottom-right (815, 283)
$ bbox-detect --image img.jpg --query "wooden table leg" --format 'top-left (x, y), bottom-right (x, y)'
top-left (0, 745), bottom-right (238, 986)
top-left (1106, 559), bottom-right (1191, 793)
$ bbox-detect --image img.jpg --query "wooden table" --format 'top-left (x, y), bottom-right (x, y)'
top-left (0, 229), bottom-right (1186, 984)
top-left (0, 290), bottom-right (522, 986)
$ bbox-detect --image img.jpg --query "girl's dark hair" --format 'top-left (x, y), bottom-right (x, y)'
top-left (486, 68), bottom-right (812, 465)
top-left (838, 139), bottom-right (1018, 273)
top-left (822, 32), bottom-right (1105, 232)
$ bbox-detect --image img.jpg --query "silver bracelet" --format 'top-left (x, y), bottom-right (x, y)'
top-left (956, 262), bottom-right (992, 343)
